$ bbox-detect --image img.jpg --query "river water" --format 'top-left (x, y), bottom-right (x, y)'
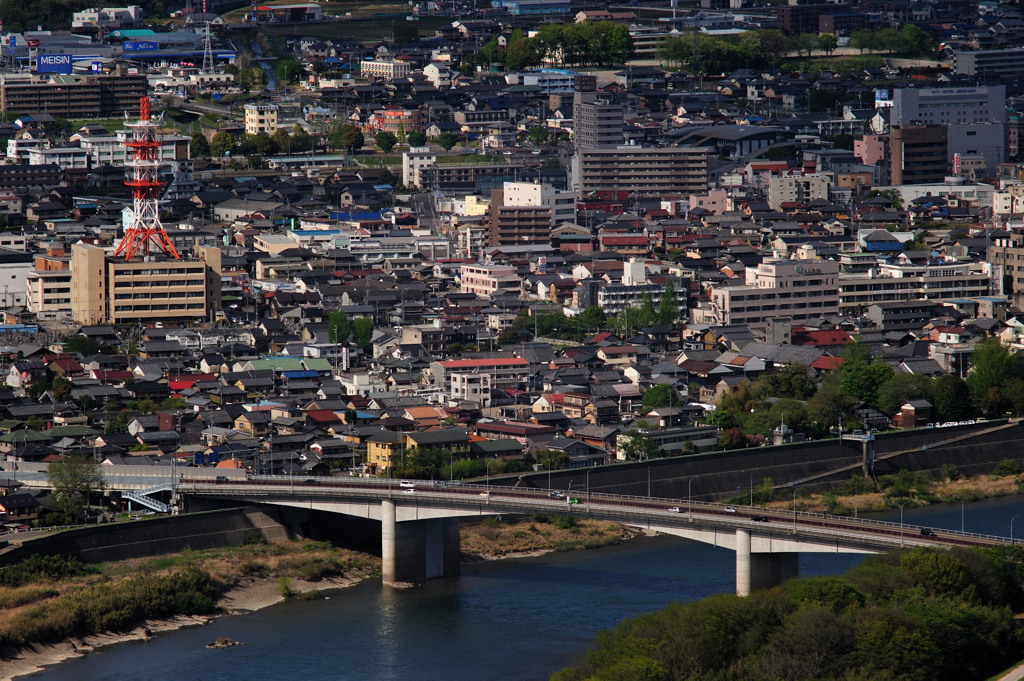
top-left (21, 496), bottom-right (1024, 681)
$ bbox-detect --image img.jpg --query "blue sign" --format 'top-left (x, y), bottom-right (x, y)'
top-left (124, 41), bottom-right (158, 51)
top-left (90, 61), bottom-right (101, 73)
top-left (8, 36), bottom-right (15, 50)
top-left (37, 54), bottom-right (73, 74)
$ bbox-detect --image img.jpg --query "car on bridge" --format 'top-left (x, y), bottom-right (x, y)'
top-left (666, 507), bottom-right (682, 513)
top-left (567, 498), bottom-right (580, 504)
top-left (752, 516), bottom-right (770, 522)
top-left (920, 528), bottom-right (937, 537)
top-left (724, 506), bottom-right (737, 513)
top-left (548, 491), bottom-right (565, 499)
top-left (399, 480), bottom-right (416, 488)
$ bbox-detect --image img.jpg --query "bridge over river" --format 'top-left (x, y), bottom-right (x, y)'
top-left (177, 476), bottom-right (1013, 595)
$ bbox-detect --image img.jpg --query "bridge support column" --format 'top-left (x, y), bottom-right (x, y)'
top-left (735, 529), bottom-right (799, 596)
top-left (381, 500), bottom-right (461, 586)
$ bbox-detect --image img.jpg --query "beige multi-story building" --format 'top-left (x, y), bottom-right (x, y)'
top-left (706, 260), bottom-right (840, 325)
top-left (767, 173), bottom-right (833, 210)
top-left (578, 145), bottom-right (709, 198)
top-left (26, 242), bottom-right (72, 321)
top-left (71, 242), bottom-right (222, 325)
top-left (502, 181), bottom-right (576, 226)
top-left (839, 260), bottom-right (990, 313)
top-left (244, 103), bottom-right (279, 135)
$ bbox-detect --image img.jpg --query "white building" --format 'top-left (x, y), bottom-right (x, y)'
top-left (244, 103), bottom-right (280, 135)
top-left (27, 146), bottom-right (90, 170)
top-left (359, 59), bottom-right (412, 80)
top-left (72, 5), bottom-right (143, 28)
top-left (502, 181), bottom-right (576, 226)
top-left (767, 173), bottom-right (833, 210)
top-left (402, 146), bottom-right (436, 188)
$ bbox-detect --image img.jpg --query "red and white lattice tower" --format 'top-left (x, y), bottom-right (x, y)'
top-left (113, 97), bottom-right (180, 260)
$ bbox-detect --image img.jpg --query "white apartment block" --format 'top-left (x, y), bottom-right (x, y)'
top-left (402, 146), bottom-right (436, 188)
top-left (502, 181), bottom-right (576, 226)
top-left (28, 146), bottom-right (90, 170)
top-left (767, 173), bottom-right (833, 210)
top-left (359, 59), bottom-right (412, 80)
top-left (839, 260), bottom-right (990, 312)
top-left (26, 269), bottom-right (73, 320)
top-left (706, 260), bottom-right (840, 325)
top-left (72, 5), bottom-right (143, 27)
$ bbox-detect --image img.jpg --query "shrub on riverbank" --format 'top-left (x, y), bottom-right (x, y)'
top-left (0, 565), bottom-right (220, 648)
top-left (461, 516), bottom-right (627, 558)
top-left (552, 546), bottom-right (1024, 681)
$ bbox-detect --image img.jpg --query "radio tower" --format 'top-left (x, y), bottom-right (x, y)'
top-left (201, 0), bottom-right (215, 74)
top-left (113, 97), bottom-right (180, 260)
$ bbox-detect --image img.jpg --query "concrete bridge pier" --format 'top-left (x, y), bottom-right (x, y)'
top-left (735, 528), bottom-right (799, 596)
top-left (381, 499), bottom-right (461, 586)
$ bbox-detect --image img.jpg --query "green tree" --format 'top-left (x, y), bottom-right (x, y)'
top-left (618, 431), bottom-right (661, 461)
top-left (849, 28), bottom-right (876, 53)
top-left (274, 58), bottom-right (305, 84)
top-left (505, 37), bottom-right (542, 71)
top-left (578, 305), bottom-right (607, 333)
top-left (642, 384), bottom-right (679, 410)
top-left (209, 131), bottom-right (236, 157)
top-left (899, 25), bottom-right (934, 56)
top-left (46, 454), bottom-right (105, 519)
top-left (352, 317), bottom-right (374, 354)
top-left (807, 382), bottom-right (859, 434)
top-left (375, 131), bottom-right (398, 152)
top-left (328, 310), bottom-right (352, 344)
top-left (190, 133), bottom-right (210, 158)
top-left (330, 123), bottom-right (365, 153)
top-left (818, 33), bottom-right (839, 55)
top-left (392, 21), bottom-right (419, 44)
top-left (436, 131), bottom-right (462, 151)
top-left (967, 337), bottom-right (1011, 401)
top-left (656, 279), bottom-right (678, 326)
top-left (64, 335), bottom-right (101, 356)
top-left (527, 126), bottom-right (549, 146)
top-left (790, 32), bottom-right (819, 57)
top-left (840, 344), bottom-right (893, 407)
top-left (876, 373), bottom-right (934, 416)
top-left (406, 130), bottom-right (427, 146)
top-left (755, 363), bottom-right (815, 400)
top-left (535, 449), bottom-right (570, 471)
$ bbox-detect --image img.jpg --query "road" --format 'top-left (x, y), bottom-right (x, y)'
top-left (179, 475), bottom-right (1013, 552)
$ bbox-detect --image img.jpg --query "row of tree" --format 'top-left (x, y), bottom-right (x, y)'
top-left (659, 25), bottom-right (933, 74)
top-left (553, 545), bottom-right (1024, 681)
top-left (473, 22), bottom-right (634, 71)
top-left (197, 126), bottom-right (314, 158)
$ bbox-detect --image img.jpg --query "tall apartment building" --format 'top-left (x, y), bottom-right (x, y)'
top-left (767, 173), bottom-right (833, 210)
top-left (891, 85), bottom-right (1006, 174)
top-left (460, 263), bottom-right (522, 298)
top-left (485, 189), bottom-right (551, 247)
top-left (71, 243), bottom-right (222, 325)
top-left (573, 91), bottom-right (624, 150)
top-left (889, 125), bottom-right (947, 185)
top-left (989, 235), bottom-right (1024, 307)
top-left (0, 73), bottom-right (147, 119)
top-left (578, 145), bottom-right (709, 198)
top-left (244, 103), bottom-right (279, 135)
top-left (705, 260), bottom-right (840, 325)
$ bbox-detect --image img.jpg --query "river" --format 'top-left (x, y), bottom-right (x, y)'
top-left (21, 496), bottom-right (1024, 681)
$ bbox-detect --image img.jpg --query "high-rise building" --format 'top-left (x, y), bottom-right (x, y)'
top-left (891, 86), bottom-right (1006, 174)
top-left (244, 102), bottom-right (279, 135)
top-left (0, 72), bottom-right (147, 119)
top-left (705, 260), bottom-right (840, 325)
top-left (573, 91), bottom-right (624, 151)
top-left (578, 145), bottom-right (709, 198)
top-left (889, 125), bottom-right (947, 185)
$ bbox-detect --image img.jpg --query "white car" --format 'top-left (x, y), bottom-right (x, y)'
top-left (403, 488), bottom-right (415, 495)
top-left (666, 507), bottom-right (682, 513)
top-left (724, 506), bottom-right (737, 513)
top-left (399, 480), bottom-right (416, 488)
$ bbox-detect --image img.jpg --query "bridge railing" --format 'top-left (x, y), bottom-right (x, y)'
top-left (178, 477), bottom-right (1015, 546)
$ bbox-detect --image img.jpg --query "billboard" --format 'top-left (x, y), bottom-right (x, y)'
top-left (36, 54), bottom-right (73, 74)
top-left (124, 41), bottom-right (158, 51)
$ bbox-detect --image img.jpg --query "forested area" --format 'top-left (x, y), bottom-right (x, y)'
top-left (552, 546), bottom-right (1024, 681)
top-left (709, 338), bottom-right (1012, 449)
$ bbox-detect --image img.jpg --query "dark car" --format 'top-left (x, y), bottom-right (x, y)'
top-left (304, 479), bottom-right (320, 485)
top-left (214, 476), bottom-right (229, 483)
top-left (752, 515), bottom-right (770, 522)
top-left (920, 528), bottom-right (937, 537)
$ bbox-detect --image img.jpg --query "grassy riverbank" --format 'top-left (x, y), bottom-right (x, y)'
top-left (0, 513), bottom-right (629, 678)
top-left (731, 467), bottom-right (1024, 518)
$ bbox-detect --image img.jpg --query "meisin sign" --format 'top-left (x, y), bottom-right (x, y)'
top-left (36, 54), bottom-right (73, 74)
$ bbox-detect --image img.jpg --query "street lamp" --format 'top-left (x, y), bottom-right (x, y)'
top-left (449, 450), bottom-right (454, 483)
top-left (749, 474), bottom-right (753, 507)
top-left (1012, 515), bottom-right (1021, 543)
top-left (897, 500), bottom-right (909, 547)
top-left (586, 466), bottom-right (593, 509)
top-left (792, 487), bottom-right (798, 532)
top-left (687, 475), bottom-right (699, 515)
top-left (960, 498), bottom-right (965, 533)
top-left (486, 459), bottom-right (494, 490)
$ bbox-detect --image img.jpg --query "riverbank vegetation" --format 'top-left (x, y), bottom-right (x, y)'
top-left (553, 545), bottom-right (1024, 681)
top-left (461, 515), bottom-right (632, 559)
top-left (0, 541), bottom-right (378, 654)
